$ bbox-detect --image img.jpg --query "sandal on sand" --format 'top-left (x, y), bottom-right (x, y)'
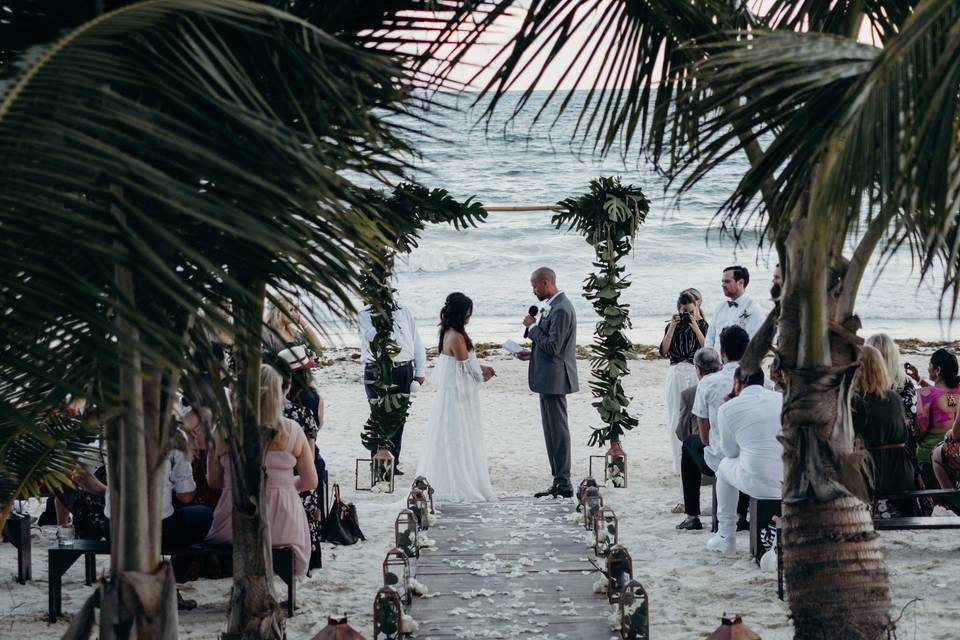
top-left (671, 503), bottom-right (685, 514)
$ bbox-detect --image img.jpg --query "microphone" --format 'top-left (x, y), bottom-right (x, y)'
top-left (523, 305), bottom-right (538, 339)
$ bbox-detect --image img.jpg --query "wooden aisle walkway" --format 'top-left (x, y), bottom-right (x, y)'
top-left (412, 497), bottom-right (612, 639)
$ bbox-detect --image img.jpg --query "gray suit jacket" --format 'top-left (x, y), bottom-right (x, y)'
top-left (528, 292), bottom-right (579, 395)
top-left (675, 384), bottom-right (699, 441)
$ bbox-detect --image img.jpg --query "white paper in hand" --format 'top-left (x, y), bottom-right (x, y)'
top-left (502, 339), bottom-right (523, 355)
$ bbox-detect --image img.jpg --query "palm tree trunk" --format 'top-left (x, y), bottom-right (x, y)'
top-left (224, 278), bottom-right (284, 640)
top-left (87, 197), bottom-right (178, 640)
top-left (777, 201), bottom-right (893, 639)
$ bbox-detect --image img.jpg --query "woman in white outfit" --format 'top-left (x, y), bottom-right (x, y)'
top-left (660, 291), bottom-right (708, 504)
top-left (417, 292), bottom-right (497, 503)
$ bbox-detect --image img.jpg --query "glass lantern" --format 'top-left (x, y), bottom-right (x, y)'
top-left (382, 548), bottom-right (411, 606)
top-left (394, 509), bottom-right (419, 559)
top-left (605, 545), bottom-right (633, 605)
top-left (577, 476), bottom-right (598, 513)
top-left (619, 578), bottom-right (650, 640)
top-left (406, 488), bottom-right (429, 531)
top-left (584, 486), bottom-right (603, 531)
top-left (372, 586), bottom-right (406, 640)
top-left (355, 447), bottom-right (396, 493)
top-left (606, 440), bottom-right (628, 488)
top-left (594, 506), bottom-right (618, 557)
top-left (412, 475), bottom-right (435, 514)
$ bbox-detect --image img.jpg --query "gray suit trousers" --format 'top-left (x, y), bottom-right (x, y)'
top-left (539, 394), bottom-right (571, 489)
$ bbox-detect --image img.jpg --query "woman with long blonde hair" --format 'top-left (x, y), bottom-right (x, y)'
top-left (852, 345), bottom-right (916, 515)
top-left (205, 364), bottom-right (318, 576)
top-left (865, 333), bottom-right (917, 434)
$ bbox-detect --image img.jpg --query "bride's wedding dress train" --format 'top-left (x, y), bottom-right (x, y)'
top-left (416, 351), bottom-right (496, 502)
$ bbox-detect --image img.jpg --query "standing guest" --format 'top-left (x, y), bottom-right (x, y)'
top-left (905, 349), bottom-right (960, 469)
top-left (682, 287), bottom-right (707, 322)
top-left (703, 266), bottom-right (765, 351)
top-left (206, 364), bottom-right (317, 577)
top-left (359, 298), bottom-right (426, 476)
top-left (263, 297), bottom-right (323, 356)
top-left (708, 367), bottom-right (784, 555)
top-left (851, 345), bottom-right (917, 516)
top-left (674, 347), bottom-right (722, 528)
top-left (660, 291), bottom-right (708, 506)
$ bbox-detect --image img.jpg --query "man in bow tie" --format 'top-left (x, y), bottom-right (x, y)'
top-left (703, 265), bottom-right (765, 351)
top-left (517, 267), bottom-right (579, 498)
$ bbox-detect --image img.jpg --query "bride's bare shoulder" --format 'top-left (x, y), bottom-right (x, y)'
top-left (442, 330), bottom-right (469, 360)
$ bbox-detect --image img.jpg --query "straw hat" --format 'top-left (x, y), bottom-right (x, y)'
top-left (277, 345), bottom-right (316, 371)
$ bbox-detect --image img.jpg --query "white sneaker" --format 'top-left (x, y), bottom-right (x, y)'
top-left (706, 534), bottom-right (736, 556)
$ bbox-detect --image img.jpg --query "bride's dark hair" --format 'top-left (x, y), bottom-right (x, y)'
top-left (438, 292), bottom-right (474, 352)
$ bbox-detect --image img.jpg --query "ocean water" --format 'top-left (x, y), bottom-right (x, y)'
top-left (327, 90), bottom-right (957, 347)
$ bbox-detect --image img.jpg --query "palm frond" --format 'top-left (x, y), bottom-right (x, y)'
top-left (0, 0), bottom-right (424, 517)
top-left (428, 0), bottom-right (744, 158)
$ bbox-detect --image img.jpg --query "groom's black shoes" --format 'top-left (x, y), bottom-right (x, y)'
top-left (534, 484), bottom-right (573, 499)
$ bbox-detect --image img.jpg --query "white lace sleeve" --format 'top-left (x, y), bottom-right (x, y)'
top-left (457, 356), bottom-right (484, 385)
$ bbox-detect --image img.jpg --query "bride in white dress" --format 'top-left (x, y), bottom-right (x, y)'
top-left (416, 292), bottom-right (497, 502)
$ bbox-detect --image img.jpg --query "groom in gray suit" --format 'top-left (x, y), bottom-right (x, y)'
top-left (519, 267), bottom-right (579, 498)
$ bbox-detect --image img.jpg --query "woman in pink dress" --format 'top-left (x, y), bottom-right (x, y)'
top-left (206, 364), bottom-right (318, 577)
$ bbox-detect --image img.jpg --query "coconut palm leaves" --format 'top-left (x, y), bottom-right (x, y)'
top-left (0, 0), bottom-right (422, 521)
top-left (553, 177), bottom-right (648, 446)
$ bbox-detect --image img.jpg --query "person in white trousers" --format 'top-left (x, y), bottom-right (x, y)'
top-left (707, 367), bottom-right (784, 556)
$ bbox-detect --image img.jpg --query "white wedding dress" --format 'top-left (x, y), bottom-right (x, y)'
top-left (416, 351), bottom-right (496, 502)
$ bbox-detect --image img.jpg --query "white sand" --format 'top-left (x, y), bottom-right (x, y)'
top-left (1, 351), bottom-right (957, 639)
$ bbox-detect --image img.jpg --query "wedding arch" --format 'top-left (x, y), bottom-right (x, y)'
top-left (359, 177), bottom-right (650, 486)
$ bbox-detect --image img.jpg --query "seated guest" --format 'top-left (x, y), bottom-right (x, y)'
top-left (933, 413), bottom-right (960, 490)
top-left (865, 334), bottom-right (918, 443)
top-left (273, 354), bottom-right (324, 573)
top-left (661, 291), bottom-right (709, 493)
top-left (674, 346), bottom-right (723, 530)
top-left (708, 367), bottom-right (783, 555)
top-left (906, 349), bottom-right (960, 476)
top-left (851, 345), bottom-right (917, 516)
top-left (677, 326), bottom-right (750, 531)
top-left (206, 364), bottom-right (318, 577)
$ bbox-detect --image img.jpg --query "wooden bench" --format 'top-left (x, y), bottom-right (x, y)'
top-left (2, 511), bottom-right (32, 584)
top-left (48, 540), bottom-right (296, 622)
top-left (872, 517), bottom-right (960, 530)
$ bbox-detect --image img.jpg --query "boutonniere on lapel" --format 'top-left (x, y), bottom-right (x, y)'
top-left (540, 302), bottom-right (552, 320)
top-left (738, 308), bottom-right (751, 321)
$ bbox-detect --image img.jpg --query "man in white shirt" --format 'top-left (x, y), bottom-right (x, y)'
top-left (359, 302), bottom-right (426, 475)
top-left (703, 265), bottom-right (765, 351)
top-left (707, 368), bottom-right (784, 556)
top-left (676, 325), bottom-right (750, 530)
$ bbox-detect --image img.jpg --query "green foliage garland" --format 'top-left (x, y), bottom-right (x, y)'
top-left (360, 184), bottom-right (486, 453)
top-left (553, 177), bottom-right (649, 447)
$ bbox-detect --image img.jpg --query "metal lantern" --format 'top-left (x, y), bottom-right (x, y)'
top-left (311, 615), bottom-right (365, 640)
top-left (606, 440), bottom-right (628, 488)
top-left (412, 475), bottom-right (435, 514)
top-left (383, 548), bottom-right (411, 606)
top-left (584, 486), bottom-right (603, 531)
top-left (594, 506), bottom-right (618, 557)
top-left (355, 447), bottom-right (396, 493)
top-left (372, 586), bottom-right (406, 640)
top-left (577, 476), bottom-right (598, 513)
top-left (706, 615), bottom-right (762, 640)
top-left (394, 509), bottom-right (419, 559)
top-left (605, 545), bottom-right (633, 605)
top-left (407, 488), bottom-right (429, 531)
top-left (619, 579), bottom-right (650, 640)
